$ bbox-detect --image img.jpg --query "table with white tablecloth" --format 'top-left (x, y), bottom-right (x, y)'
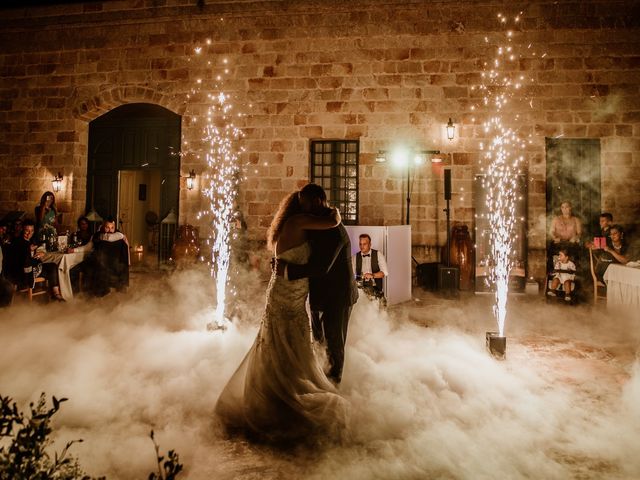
top-left (42, 250), bottom-right (89, 300)
top-left (603, 263), bottom-right (640, 307)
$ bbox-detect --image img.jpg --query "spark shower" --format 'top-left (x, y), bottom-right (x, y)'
top-left (476, 12), bottom-right (533, 337)
top-left (185, 33), bottom-right (245, 328)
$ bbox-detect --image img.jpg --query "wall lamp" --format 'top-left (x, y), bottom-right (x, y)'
top-left (185, 169), bottom-right (196, 190)
top-left (446, 118), bottom-right (455, 141)
top-left (52, 172), bottom-right (63, 192)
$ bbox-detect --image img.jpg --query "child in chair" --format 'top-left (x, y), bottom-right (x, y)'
top-left (548, 248), bottom-right (576, 301)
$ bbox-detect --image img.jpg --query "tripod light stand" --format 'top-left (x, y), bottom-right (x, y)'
top-left (376, 148), bottom-right (440, 225)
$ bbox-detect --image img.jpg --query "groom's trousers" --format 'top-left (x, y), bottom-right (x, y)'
top-left (311, 305), bottom-right (352, 383)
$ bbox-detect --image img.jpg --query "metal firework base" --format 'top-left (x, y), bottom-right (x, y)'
top-left (206, 320), bottom-right (229, 332)
top-left (486, 331), bottom-right (506, 359)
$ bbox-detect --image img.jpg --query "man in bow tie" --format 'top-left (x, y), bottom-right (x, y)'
top-left (352, 233), bottom-right (388, 296)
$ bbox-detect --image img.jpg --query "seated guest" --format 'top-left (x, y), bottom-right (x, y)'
top-left (0, 239), bottom-right (7, 275)
top-left (550, 201), bottom-right (582, 244)
top-left (548, 201), bottom-right (582, 273)
top-left (5, 219), bottom-right (64, 301)
top-left (74, 215), bottom-right (93, 246)
top-left (352, 233), bottom-right (389, 297)
top-left (0, 220), bottom-right (10, 245)
top-left (11, 219), bottom-right (23, 243)
top-left (586, 212), bottom-right (614, 249)
top-left (0, 221), bottom-right (13, 305)
top-left (547, 248), bottom-right (576, 302)
top-left (593, 224), bottom-right (629, 281)
top-left (85, 217), bottom-right (129, 296)
top-left (0, 241), bottom-right (14, 307)
top-left (598, 212), bottom-right (614, 239)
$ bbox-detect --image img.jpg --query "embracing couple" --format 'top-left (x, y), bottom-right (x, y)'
top-left (215, 183), bottom-right (358, 442)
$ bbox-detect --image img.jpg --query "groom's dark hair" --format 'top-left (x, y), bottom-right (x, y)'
top-left (299, 183), bottom-right (327, 202)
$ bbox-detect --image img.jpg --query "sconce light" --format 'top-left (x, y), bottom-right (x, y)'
top-left (375, 151), bottom-right (387, 163)
top-left (52, 172), bottom-right (63, 192)
top-left (186, 169), bottom-right (196, 190)
top-left (446, 118), bottom-right (455, 141)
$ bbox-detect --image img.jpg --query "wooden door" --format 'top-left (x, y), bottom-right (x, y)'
top-left (117, 170), bottom-right (136, 241)
top-left (545, 139), bottom-right (601, 239)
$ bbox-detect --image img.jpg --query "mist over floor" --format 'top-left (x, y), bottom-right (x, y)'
top-left (1, 267), bottom-right (638, 480)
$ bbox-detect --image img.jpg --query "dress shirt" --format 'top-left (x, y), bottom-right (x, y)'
top-left (352, 249), bottom-right (389, 277)
top-left (99, 232), bottom-right (126, 242)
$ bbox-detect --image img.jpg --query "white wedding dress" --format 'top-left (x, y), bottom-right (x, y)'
top-left (215, 242), bottom-right (348, 441)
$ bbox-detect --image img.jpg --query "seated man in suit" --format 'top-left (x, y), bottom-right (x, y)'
top-left (351, 233), bottom-right (388, 299)
top-left (85, 217), bottom-right (130, 296)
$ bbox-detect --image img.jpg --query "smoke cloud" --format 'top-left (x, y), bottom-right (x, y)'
top-left (0, 268), bottom-right (638, 479)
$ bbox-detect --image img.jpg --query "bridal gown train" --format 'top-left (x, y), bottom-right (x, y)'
top-left (215, 242), bottom-right (348, 441)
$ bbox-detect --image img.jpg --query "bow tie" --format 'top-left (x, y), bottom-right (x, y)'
top-left (362, 254), bottom-right (370, 257)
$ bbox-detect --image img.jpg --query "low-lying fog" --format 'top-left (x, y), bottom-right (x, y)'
top-left (1, 267), bottom-right (638, 479)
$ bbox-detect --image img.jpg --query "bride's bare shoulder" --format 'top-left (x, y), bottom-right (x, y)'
top-left (275, 221), bottom-right (306, 254)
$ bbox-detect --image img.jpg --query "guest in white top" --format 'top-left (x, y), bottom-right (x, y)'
top-left (548, 249), bottom-right (576, 301)
top-left (352, 233), bottom-right (388, 295)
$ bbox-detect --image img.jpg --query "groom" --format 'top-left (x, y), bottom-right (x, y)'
top-left (278, 183), bottom-right (358, 385)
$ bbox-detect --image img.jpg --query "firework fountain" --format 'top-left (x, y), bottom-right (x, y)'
top-left (185, 36), bottom-right (245, 329)
top-left (475, 13), bottom-right (533, 354)
top-left (200, 92), bottom-right (243, 328)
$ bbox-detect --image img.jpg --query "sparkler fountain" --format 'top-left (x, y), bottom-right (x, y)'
top-left (200, 92), bottom-right (244, 329)
top-left (183, 35), bottom-right (245, 330)
top-left (475, 13), bottom-right (532, 357)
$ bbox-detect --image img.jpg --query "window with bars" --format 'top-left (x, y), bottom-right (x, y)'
top-left (310, 140), bottom-right (359, 225)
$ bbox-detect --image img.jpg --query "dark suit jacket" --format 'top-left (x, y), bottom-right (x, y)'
top-left (287, 224), bottom-right (358, 311)
top-left (4, 237), bottom-right (38, 287)
top-left (91, 236), bottom-right (130, 290)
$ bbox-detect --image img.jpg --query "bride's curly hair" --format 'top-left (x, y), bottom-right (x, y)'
top-left (267, 191), bottom-right (301, 251)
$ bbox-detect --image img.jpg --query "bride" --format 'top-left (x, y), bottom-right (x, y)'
top-left (215, 190), bottom-right (348, 442)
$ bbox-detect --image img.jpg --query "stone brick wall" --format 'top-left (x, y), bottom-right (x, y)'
top-left (1, 0), bottom-right (639, 279)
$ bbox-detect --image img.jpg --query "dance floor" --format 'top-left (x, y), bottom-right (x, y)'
top-left (1, 268), bottom-right (638, 479)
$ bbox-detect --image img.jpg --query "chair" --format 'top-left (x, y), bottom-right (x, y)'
top-left (13, 276), bottom-right (48, 303)
top-left (589, 248), bottom-right (607, 303)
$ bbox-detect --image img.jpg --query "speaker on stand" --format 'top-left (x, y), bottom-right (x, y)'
top-left (438, 168), bottom-right (459, 293)
top-left (443, 169), bottom-right (452, 265)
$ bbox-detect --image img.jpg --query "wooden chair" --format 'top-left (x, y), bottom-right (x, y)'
top-left (13, 277), bottom-right (49, 303)
top-left (589, 248), bottom-right (607, 304)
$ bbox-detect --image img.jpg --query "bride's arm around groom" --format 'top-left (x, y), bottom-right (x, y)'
top-left (281, 184), bottom-right (359, 384)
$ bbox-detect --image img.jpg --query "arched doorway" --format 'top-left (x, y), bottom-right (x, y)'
top-left (87, 103), bottom-right (181, 261)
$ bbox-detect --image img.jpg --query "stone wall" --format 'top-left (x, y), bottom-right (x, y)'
top-left (1, 0), bottom-right (639, 279)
